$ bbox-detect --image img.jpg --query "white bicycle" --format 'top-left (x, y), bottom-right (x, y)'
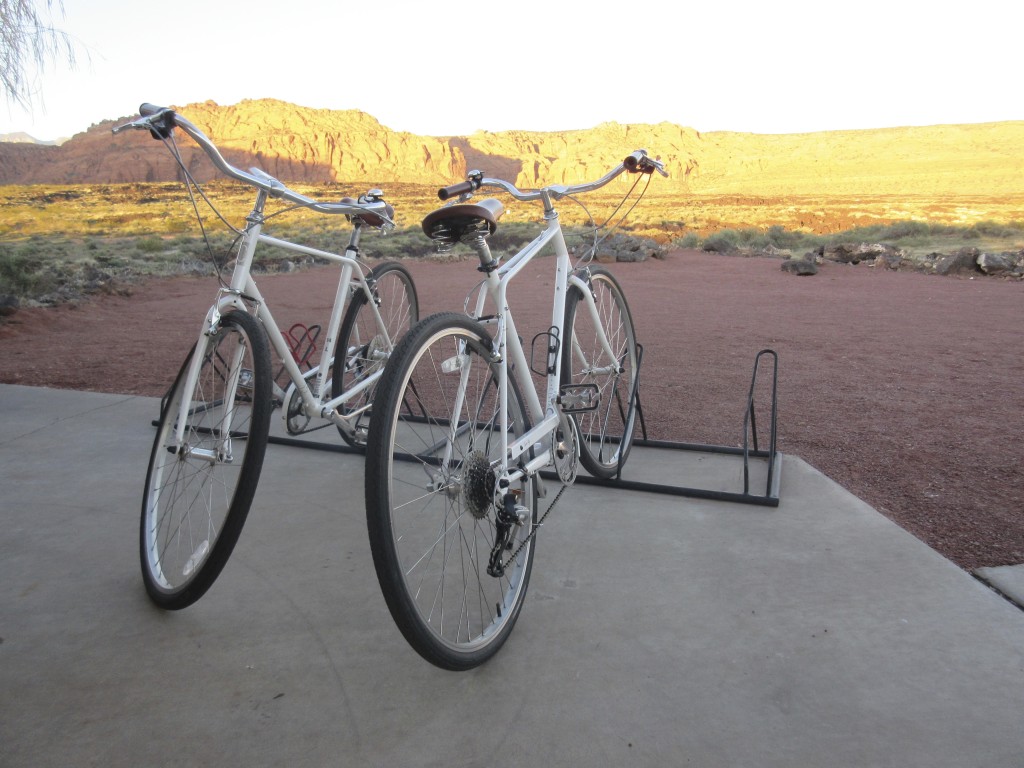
top-left (113, 104), bottom-right (418, 610)
top-left (364, 150), bottom-right (667, 669)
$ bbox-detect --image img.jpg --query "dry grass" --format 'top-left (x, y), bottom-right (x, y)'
top-left (1, 183), bottom-right (1022, 305)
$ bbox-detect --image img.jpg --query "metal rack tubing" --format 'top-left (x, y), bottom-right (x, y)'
top-left (154, 346), bottom-right (783, 508)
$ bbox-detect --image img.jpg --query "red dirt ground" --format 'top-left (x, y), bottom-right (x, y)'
top-left (1, 249), bottom-right (1021, 571)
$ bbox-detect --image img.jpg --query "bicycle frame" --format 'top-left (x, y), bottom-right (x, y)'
top-left (170, 191), bottom-right (392, 452)
top-left (113, 104), bottom-right (404, 454)
top-left (460, 209), bottom-right (618, 489)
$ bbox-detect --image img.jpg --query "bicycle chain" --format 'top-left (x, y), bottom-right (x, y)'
top-left (500, 482), bottom-right (568, 572)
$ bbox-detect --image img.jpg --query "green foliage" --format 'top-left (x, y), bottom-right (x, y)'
top-left (701, 230), bottom-right (741, 252)
top-left (2, 0), bottom-right (80, 110)
top-left (684, 218), bottom-right (1024, 258)
top-left (672, 232), bottom-right (701, 249)
top-left (971, 220), bottom-right (1024, 238)
top-left (135, 236), bottom-right (165, 253)
top-left (370, 226), bottom-right (436, 260)
top-left (2, 181), bottom-right (1021, 305)
top-left (0, 242), bottom-right (60, 296)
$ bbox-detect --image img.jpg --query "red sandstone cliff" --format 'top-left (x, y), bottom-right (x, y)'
top-left (2, 98), bottom-right (1023, 198)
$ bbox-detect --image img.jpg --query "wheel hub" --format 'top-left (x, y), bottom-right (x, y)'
top-left (365, 334), bottom-right (388, 369)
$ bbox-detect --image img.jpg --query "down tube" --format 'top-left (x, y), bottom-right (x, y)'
top-left (542, 225), bottom-right (573, 413)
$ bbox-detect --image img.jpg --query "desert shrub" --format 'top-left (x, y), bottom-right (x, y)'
top-left (136, 237), bottom-right (165, 253)
top-left (702, 229), bottom-right (741, 252)
top-left (833, 220), bottom-right (968, 246)
top-left (972, 220), bottom-right (1020, 238)
top-left (370, 226), bottom-right (436, 260)
top-left (673, 232), bottom-right (701, 249)
top-left (0, 245), bottom-right (60, 296)
top-left (766, 225), bottom-right (823, 251)
top-left (877, 221), bottom-right (931, 240)
top-left (93, 253), bottom-right (122, 267)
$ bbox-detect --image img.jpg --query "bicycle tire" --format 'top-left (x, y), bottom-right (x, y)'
top-left (140, 309), bottom-right (273, 609)
top-left (561, 267), bottom-right (639, 478)
top-left (333, 262), bottom-right (419, 448)
top-left (365, 312), bottom-right (537, 670)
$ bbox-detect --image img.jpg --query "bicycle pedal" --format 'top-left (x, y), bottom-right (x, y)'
top-left (558, 384), bottom-right (599, 413)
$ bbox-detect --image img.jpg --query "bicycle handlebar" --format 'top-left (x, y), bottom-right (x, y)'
top-left (436, 149), bottom-right (668, 203)
top-left (437, 180), bottom-right (476, 201)
top-left (113, 104), bottom-right (395, 226)
top-left (623, 149), bottom-right (669, 176)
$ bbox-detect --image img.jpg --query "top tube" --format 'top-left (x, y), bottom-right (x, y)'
top-left (112, 104), bottom-right (394, 224)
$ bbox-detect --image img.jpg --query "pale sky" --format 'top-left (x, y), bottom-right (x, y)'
top-left (2, 0), bottom-right (1018, 141)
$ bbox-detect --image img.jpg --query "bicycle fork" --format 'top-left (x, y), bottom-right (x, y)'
top-left (169, 203), bottom-right (265, 462)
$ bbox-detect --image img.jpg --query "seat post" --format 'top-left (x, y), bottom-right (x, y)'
top-left (463, 230), bottom-right (499, 273)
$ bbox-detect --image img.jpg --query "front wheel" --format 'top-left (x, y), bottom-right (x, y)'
top-left (333, 262), bottom-right (419, 448)
top-left (365, 312), bottom-right (537, 670)
top-left (562, 267), bottom-right (639, 479)
top-left (140, 310), bottom-right (272, 610)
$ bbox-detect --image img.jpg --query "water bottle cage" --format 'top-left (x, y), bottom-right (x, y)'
top-left (530, 327), bottom-right (560, 376)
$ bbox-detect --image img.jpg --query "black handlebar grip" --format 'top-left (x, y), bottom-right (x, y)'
top-left (438, 180), bottom-right (476, 201)
top-left (623, 150), bottom-right (647, 173)
top-left (138, 103), bottom-right (176, 140)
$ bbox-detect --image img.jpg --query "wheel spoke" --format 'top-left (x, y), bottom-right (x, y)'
top-left (140, 311), bottom-right (271, 609)
top-left (366, 314), bottom-right (537, 669)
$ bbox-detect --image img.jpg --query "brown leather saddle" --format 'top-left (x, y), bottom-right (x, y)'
top-left (421, 198), bottom-right (505, 245)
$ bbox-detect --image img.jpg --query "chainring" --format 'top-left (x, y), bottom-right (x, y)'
top-left (551, 418), bottom-right (579, 485)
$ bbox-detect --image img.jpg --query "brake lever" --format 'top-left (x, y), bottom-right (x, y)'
top-left (645, 157), bottom-right (669, 177)
top-left (111, 118), bottom-right (146, 135)
top-left (111, 110), bottom-right (175, 141)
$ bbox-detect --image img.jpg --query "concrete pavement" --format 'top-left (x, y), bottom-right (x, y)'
top-left (2, 384), bottom-right (1022, 767)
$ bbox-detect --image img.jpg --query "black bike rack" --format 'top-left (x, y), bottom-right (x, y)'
top-left (547, 346), bottom-right (782, 507)
top-left (260, 346), bottom-right (783, 508)
top-left (156, 345), bottom-right (782, 508)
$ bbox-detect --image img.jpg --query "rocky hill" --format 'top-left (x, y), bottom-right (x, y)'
top-left (2, 98), bottom-right (1023, 198)
top-left (0, 132), bottom-right (62, 145)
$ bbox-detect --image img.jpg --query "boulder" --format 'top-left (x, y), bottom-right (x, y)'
top-left (933, 247), bottom-right (980, 276)
top-left (823, 242), bottom-right (905, 265)
top-left (596, 234), bottom-right (663, 263)
top-left (780, 256), bottom-right (818, 275)
top-left (760, 245), bottom-right (794, 259)
top-left (977, 252), bottom-right (1016, 275)
top-left (872, 251), bottom-right (903, 270)
top-left (0, 295), bottom-right (20, 317)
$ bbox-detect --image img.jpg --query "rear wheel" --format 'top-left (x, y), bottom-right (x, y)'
top-left (140, 310), bottom-right (272, 609)
top-left (365, 312), bottom-right (537, 670)
top-left (333, 262), bottom-right (418, 447)
top-left (562, 267), bottom-right (639, 478)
